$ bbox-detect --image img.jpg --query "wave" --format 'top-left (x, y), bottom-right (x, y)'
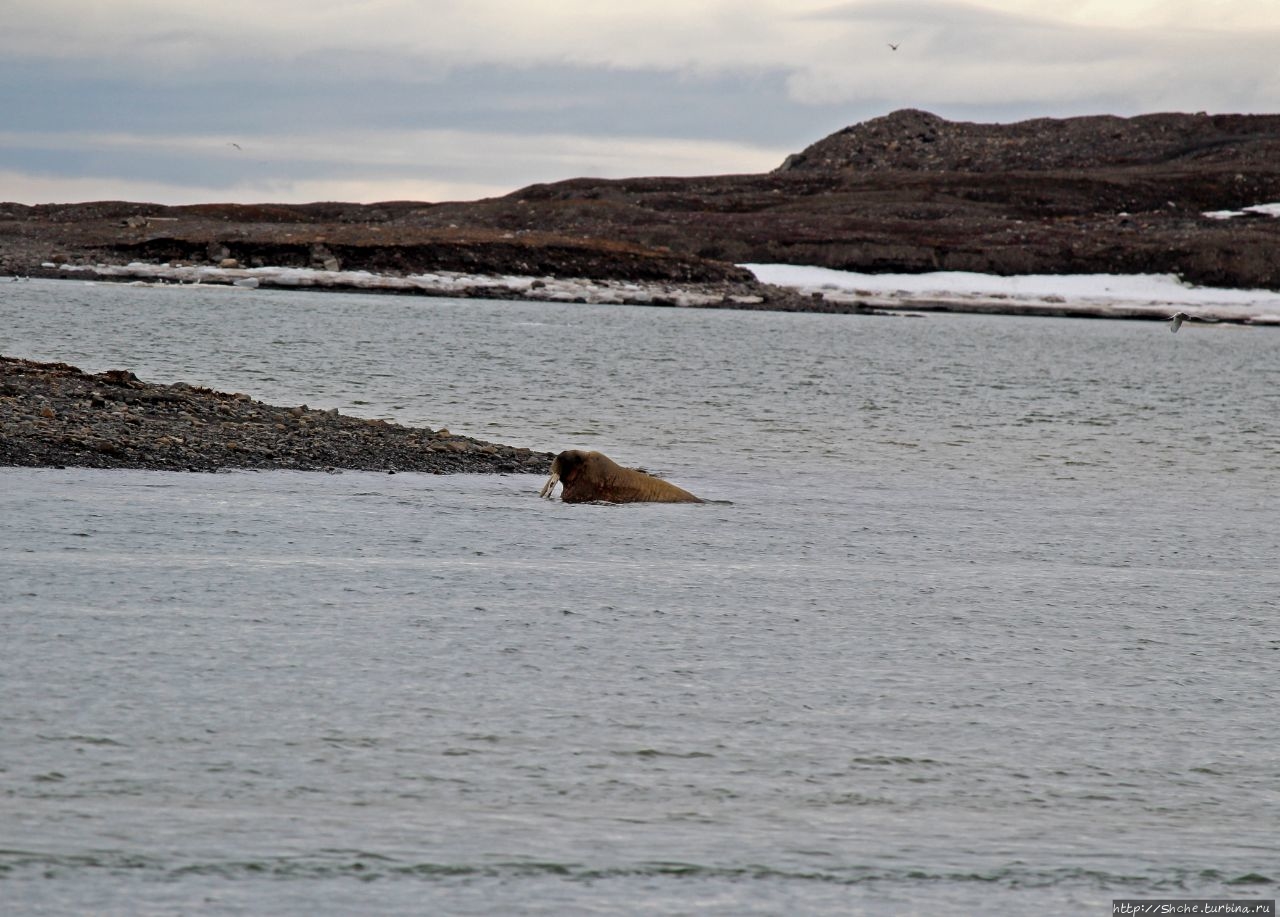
top-left (1, 848), bottom-right (1271, 892)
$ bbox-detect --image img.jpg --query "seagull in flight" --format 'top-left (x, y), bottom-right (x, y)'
top-left (228, 142), bottom-right (242, 151)
top-left (888, 43), bottom-right (900, 50)
top-left (1169, 311), bottom-right (1222, 332)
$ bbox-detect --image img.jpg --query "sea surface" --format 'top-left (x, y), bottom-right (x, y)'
top-left (2, 279), bottom-right (1278, 916)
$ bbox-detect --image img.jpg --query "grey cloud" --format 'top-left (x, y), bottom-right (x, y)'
top-left (0, 52), bottom-right (856, 196)
top-left (800, 0), bottom-right (1051, 28)
top-left (0, 142), bottom-right (478, 190)
top-left (792, 0), bottom-right (1280, 105)
top-left (798, 0), bottom-right (1128, 64)
top-left (0, 56), bottom-right (849, 147)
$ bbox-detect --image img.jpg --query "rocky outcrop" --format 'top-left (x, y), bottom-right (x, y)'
top-left (0, 212), bottom-right (754, 285)
top-left (775, 108), bottom-right (1280, 173)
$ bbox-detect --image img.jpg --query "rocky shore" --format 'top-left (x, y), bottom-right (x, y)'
top-left (0, 211), bottom-right (819, 310)
top-left (5, 110), bottom-right (1280, 308)
top-left (0, 356), bottom-right (551, 474)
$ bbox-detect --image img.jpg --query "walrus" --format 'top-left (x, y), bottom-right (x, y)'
top-left (539, 450), bottom-right (703, 504)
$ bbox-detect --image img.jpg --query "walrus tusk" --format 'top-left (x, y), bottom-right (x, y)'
top-left (540, 449), bottom-right (703, 504)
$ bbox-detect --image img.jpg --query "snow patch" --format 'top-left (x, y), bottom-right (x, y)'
top-left (744, 263), bottom-right (1280, 325)
top-left (1202, 201), bottom-right (1280, 220)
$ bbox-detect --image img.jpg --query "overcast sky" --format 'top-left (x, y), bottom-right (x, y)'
top-left (3, 0), bottom-right (1278, 205)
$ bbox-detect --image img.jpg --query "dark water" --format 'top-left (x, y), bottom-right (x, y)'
top-left (2, 280), bottom-right (1277, 915)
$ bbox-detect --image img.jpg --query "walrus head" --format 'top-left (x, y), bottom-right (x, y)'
top-left (538, 449), bottom-right (586, 499)
top-left (540, 449), bottom-right (703, 504)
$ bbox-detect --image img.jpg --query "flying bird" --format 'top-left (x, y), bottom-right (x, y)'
top-left (888, 43), bottom-right (900, 50)
top-left (228, 142), bottom-right (242, 151)
top-left (1169, 311), bottom-right (1221, 332)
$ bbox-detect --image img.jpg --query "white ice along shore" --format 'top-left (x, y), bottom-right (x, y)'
top-left (744, 264), bottom-right (1280, 326)
top-left (1202, 202), bottom-right (1280, 221)
top-left (45, 258), bottom-right (1280, 325)
top-left (746, 200), bottom-right (1280, 326)
top-left (51, 261), bottom-right (764, 308)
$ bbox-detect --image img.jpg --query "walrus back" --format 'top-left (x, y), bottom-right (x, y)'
top-left (594, 469), bottom-right (703, 503)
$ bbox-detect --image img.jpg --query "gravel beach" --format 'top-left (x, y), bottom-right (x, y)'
top-left (0, 356), bottom-right (551, 474)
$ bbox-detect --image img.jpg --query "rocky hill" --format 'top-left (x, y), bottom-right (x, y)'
top-left (778, 108), bottom-right (1280, 173)
top-left (4, 109), bottom-right (1280, 293)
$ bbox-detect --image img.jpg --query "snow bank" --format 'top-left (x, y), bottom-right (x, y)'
top-left (744, 264), bottom-right (1280, 325)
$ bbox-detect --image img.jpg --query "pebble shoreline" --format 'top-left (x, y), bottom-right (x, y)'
top-left (0, 356), bottom-right (552, 474)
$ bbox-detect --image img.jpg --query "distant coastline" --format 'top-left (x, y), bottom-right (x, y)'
top-left (5, 110), bottom-right (1280, 314)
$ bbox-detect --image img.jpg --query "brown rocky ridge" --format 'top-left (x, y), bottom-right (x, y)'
top-left (3, 109), bottom-right (1280, 301)
top-left (0, 356), bottom-right (551, 474)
